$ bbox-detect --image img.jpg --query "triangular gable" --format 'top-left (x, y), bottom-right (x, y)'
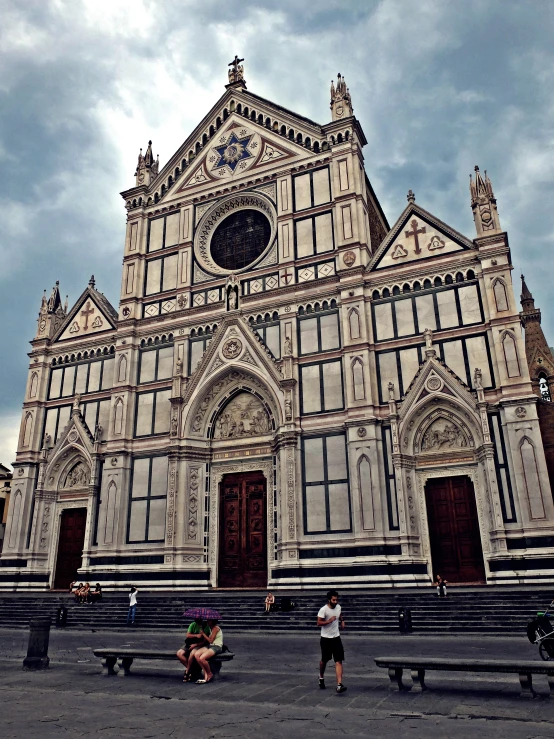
top-left (369, 203), bottom-right (475, 271)
top-left (47, 407), bottom-right (95, 467)
top-left (137, 86), bottom-right (325, 203)
top-left (172, 117), bottom-right (309, 196)
top-left (54, 286), bottom-right (117, 342)
top-left (399, 350), bottom-right (476, 422)
top-left (182, 314), bottom-right (284, 407)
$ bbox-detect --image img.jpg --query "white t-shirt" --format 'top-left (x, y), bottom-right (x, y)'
top-left (318, 604), bottom-right (341, 638)
top-left (129, 591), bottom-right (137, 607)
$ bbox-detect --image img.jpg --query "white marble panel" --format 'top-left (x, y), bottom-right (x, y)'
top-left (304, 438), bottom-right (324, 482)
top-left (374, 303), bottom-right (394, 340)
top-left (75, 364), bottom-right (88, 394)
top-left (378, 351), bottom-right (399, 400)
top-left (88, 362), bottom-right (101, 392)
top-left (57, 405), bottom-right (70, 438)
top-left (312, 168), bottom-right (330, 205)
top-left (399, 347), bottom-right (419, 391)
top-left (294, 173), bottom-right (311, 210)
top-left (165, 212), bottom-right (180, 247)
top-left (415, 294), bottom-right (436, 332)
top-left (320, 313), bottom-right (340, 351)
top-left (149, 218), bottom-right (164, 252)
top-left (395, 298), bottom-right (415, 337)
top-left (145, 259), bottom-right (162, 295)
top-left (443, 340), bottom-right (467, 383)
top-left (437, 289), bottom-right (459, 328)
top-left (305, 485), bottom-right (326, 532)
top-left (101, 359), bottom-right (114, 390)
top-left (296, 219), bottom-right (314, 257)
top-left (49, 368), bottom-right (62, 399)
top-left (329, 484), bottom-right (350, 530)
top-left (148, 498), bottom-right (167, 540)
top-left (459, 285), bottom-right (481, 325)
top-left (136, 393), bottom-right (154, 435)
top-left (129, 499), bottom-right (147, 541)
top-left (61, 365), bottom-right (75, 396)
top-left (315, 213), bottom-right (333, 253)
top-left (322, 361), bottom-right (343, 410)
top-left (301, 365), bottom-right (322, 413)
top-left (162, 254), bottom-right (178, 291)
top-left (466, 335), bottom-right (491, 387)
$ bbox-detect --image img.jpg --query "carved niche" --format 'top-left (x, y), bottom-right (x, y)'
top-left (420, 417), bottom-right (468, 452)
top-left (61, 461), bottom-right (90, 489)
top-left (214, 392), bottom-right (270, 440)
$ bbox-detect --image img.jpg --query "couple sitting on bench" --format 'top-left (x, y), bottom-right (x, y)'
top-left (176, 617), bottom-right (223, 684)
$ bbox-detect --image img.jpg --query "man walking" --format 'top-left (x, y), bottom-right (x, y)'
top-left (126, 586), bottom-right (138, 626)
top-left (317, 589), bottom-right (347, 693)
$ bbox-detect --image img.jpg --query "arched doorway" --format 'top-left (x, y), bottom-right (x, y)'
top-left (218, 471), bottom-right (267, 588)
top-left (425, 475), bottom-right (485, 583)
top-left (53, 508), bottom-right (87, 589)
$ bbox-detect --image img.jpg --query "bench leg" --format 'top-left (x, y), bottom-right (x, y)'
top-left (102, 656), bottom-right (118, 676)
top-left (518, 672), bottom-right (537, 698)
top-left (211, 660), bottom-right (222, 678)
top-left (388, 667), bottom-right (410, 691)
top-left (410, 668), bottom-right (427, 691)
top-left (118, 657), bottom-right (133, 676)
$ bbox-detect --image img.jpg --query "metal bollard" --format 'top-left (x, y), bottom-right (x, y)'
top-left (55, 605), bottom-right (68, 629)
top-left (23, 618), bottom-right (51, 669)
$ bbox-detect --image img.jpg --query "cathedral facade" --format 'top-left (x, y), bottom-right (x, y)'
top-left (3, 60), bottom-right (554, 591)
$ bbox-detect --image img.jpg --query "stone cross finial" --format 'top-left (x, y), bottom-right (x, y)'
top-left (228, 55), bottom-right (245, 85)
top-left (89, 275), bottom-right (95, 289)
top-left (407, 189), bottom-right (415, 204)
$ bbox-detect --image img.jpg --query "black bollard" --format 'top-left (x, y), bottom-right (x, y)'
top-left (55, 604), bottom-right (68, 629)
top-left (23, 618), bottom-right (51, 669)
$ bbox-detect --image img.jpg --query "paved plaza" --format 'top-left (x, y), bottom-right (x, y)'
top-left (1, 626), bottom-right (554, 737)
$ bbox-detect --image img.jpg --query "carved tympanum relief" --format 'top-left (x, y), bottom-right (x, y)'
top-left (214, 392), bottom-right (270, 439)
top-left (421, 418), bottom-right (468, 452)
top-left (62, 461), bottom-right (90, 489)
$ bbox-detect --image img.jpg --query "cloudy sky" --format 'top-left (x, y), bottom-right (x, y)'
top-left (1, 0), bottom-right (554, 466)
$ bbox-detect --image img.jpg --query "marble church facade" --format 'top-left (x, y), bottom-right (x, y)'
top-left (3, 60), bottom-right (554, 591)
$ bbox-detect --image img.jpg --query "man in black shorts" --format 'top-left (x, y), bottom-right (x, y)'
top-left (317, 589), bottom-right (346, 693)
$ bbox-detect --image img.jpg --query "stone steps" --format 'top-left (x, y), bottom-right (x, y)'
top-left (0, 588), bottom-right (551, 633)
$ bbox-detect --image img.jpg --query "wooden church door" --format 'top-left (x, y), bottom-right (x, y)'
top-left (53, 508), bottom-right (87, 590)
top-left (218, 472), bottom-right (267, 588)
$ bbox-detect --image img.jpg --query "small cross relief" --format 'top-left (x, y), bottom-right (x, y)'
top-left (405, 219), bottom-right (426, 254)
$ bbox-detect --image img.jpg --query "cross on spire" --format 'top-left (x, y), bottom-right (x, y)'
top-left (227, 55), bottom-right (246, 86)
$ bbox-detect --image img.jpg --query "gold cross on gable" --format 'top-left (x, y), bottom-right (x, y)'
top-left (228, 55), bottom-right (244, 73)
top-left (80, 301), bottom-right (94, 330)
top-left (405, 219), bottom-right (426, 255)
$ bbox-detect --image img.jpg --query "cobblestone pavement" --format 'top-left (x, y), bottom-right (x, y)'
top-left (1, 627), bottom-right (554, 738)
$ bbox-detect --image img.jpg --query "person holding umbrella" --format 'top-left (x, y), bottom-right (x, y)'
top-left (182, 607), bottom-right (223, 684)
top-left (177, 616), bottom-right (211, 681)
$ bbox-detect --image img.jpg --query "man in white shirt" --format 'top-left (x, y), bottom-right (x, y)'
top-left (317, 589), bottom-right (346, 693)
top-left (126, 587), bottom-right (138, 626)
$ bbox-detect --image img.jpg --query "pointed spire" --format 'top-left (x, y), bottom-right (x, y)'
top-left (135, 140), bottom-right (158, 185)
top-left (64, 295), bottom-right (69, 314)
top-left (144, 140), bottom-right (154, 167)
top-left (520, 274), bottom-right (536, 313)
top-left (407, 189), bottom-right (416, 204)
top-left (330, 72), bottom-right (354, 121)
top-left (47, 281), bottom-right (62, 312)
top-left (89, 275), bottom-right (96, 289)
top-left (470, 165), bottom-right (501, 235)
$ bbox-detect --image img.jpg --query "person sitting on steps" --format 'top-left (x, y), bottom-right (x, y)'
top-left (188, 618), bottom-right (223, 684)
top-left (436, 575), bottom-right (448, 597)
top-left (264, 592), bottom-right (275, 614)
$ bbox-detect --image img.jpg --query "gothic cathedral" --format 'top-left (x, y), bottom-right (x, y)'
top-left (3, 60), bottom-right (554, 591)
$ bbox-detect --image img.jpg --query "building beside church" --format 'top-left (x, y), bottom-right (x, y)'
top-left (3, 59), bottom-right (554, 591)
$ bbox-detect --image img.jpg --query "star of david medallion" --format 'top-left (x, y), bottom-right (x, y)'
top-left (211, 130), bottom-right (259, 178)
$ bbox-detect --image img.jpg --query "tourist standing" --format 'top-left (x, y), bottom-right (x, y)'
top-left (317, 589), bottom-right (347, 693)
top-left (126, 587), bottom-right (138, 625)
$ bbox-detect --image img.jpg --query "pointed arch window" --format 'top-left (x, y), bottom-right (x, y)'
top-left (348, 308), bottom-right (361, 340)
top-left (117, 354), bottom-right (128, 383)
top-left (502, 332), bottom-right (520, 377)
top-left (113, 397), bottom-right (124, 435)
top-left (29, 372), bottom-right (38, 398)
top-left (357, 455), bottom-right (375, 530)
top-left (493, 279), bottom-right (509, 312)
top-left (352, 358), bottom-right (365, 400)
top-left (22, 413), bottom-right (33, 447)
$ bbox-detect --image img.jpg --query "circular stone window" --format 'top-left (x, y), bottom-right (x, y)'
top-left (211, 209), bottom-right (271, 270)
top-left (194, 192), bottom-right (277, 276)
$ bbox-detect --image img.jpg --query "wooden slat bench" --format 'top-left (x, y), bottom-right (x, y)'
top-left (93, 648), bottom-right (234, 678)
top-left (374, 656), bottom-right (554, 698)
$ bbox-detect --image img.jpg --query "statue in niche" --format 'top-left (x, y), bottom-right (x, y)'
top-left (63, 461), bottom-right (90, 489)
top-left (213, 392), bottom-right (270, 439)
top-left (284, 336), bottom-right (292, 355)
top-left (421, 418), bottom-right (467, 452)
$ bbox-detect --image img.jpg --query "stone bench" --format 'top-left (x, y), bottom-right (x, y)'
top-left (93, 647), bottom-right (234, 678)
top-left (374, 656), bottom-right (554, 698)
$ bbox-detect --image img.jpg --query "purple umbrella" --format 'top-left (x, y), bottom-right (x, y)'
top-left (183, 607), bottom-right (221, 620)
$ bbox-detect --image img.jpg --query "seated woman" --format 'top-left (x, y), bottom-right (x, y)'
top-left (90, 583), bottom-right (102, 603)
top-left (74, 583), bottom-right (84, 603)
top-left (81, 582), bottom-right (91, 604)
top-left (264, 592), bottom-right (275, 613)
top-left (176, 617), bottom-right (210, 681)
top-left (189, 618), bottom-right (223, 684)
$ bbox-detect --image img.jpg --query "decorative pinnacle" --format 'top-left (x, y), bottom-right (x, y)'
top-left (89, 275), bottom-right (96, 288)
top-left (407, 189), bottom-right (415, 204)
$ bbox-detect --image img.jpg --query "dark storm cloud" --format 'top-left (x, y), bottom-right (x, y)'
top-left (1, 0), bottom-right (554, 461)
